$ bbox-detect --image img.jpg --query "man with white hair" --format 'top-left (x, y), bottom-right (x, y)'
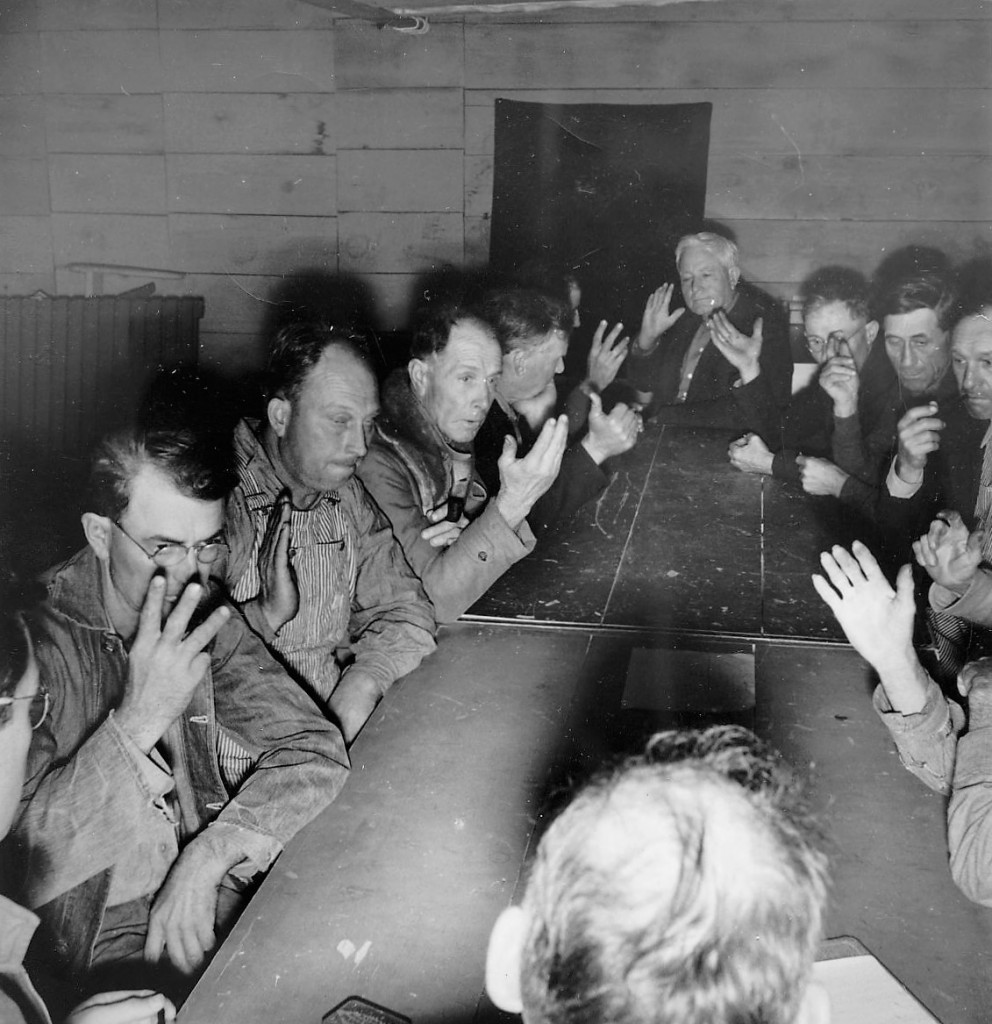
top-left (485, 726), bottom-right (831, 1024)
top-left (627, 231), bottom-right (792, 430)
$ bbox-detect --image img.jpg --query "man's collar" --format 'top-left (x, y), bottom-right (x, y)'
top-left (237, 417), bottom-right (326, 509)
top-left (43, 547), bottom-right (114, 633)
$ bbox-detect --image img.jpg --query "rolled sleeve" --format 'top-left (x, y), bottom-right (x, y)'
top-left (929, 571), bottom-right (992, 628)
top-left (948, 694), bottom-right (992, 905)
top-left (872, 678), bottom-right (963, 795)
top-left (885, 456), bottom-right (923, 498)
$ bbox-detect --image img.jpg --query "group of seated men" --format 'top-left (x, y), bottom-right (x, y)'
top-left (1, 225), bottom-right (991, 1024)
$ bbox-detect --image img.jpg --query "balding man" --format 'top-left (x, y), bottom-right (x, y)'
top-left (225, 323), bottom-right (436, 743)
top-left (485, 725), bottom-right (830, 1024)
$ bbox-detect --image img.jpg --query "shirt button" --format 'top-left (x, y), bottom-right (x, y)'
top-left (101, 636), bottom-right (115, 653)
top-left (478, 551), bottom-right (488, 562)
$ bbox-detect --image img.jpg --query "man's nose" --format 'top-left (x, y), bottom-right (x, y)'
top-left (349, 423), bottom-right (368, 458)
top-left (962, 364), bottom-right (976, 392)
top-left (900, 344), bottom-right (918, 368)
top-left (555, 356), bottom-right (565, 374)
top-left (823, 337), bottom-right (840, 361)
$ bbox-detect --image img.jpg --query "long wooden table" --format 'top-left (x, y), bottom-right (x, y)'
top-left (179, 425), bottom-right (992, 1024)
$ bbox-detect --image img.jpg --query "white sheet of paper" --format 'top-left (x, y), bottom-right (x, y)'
top-left (814, 955), bottom-right (940, 1023)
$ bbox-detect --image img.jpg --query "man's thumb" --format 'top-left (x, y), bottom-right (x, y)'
top-left (499, 433), bottom-right (517, 462)
top-left (588, 390), bottom-right (603, 417)
top-left (752, 317), bottom-right (763, 341)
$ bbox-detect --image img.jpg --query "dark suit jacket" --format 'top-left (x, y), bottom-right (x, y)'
top-left (879, 395), bottom-right (988, 561)
top-left (474, 399), bottom-right (607, 538)
top-left (627, 279), bottom-right (792, 432)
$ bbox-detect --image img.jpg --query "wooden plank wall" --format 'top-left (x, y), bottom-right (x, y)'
top-left (0, 0), bottom-right (988, 374)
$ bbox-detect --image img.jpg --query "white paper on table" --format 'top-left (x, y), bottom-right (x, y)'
top-left (814, 955), bottom-right (941, 1023)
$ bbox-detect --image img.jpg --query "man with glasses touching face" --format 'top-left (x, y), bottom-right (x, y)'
top-left (9, 425), bottom-right (350, 1007)
top-left (729, 266), bottom-right (896, 518)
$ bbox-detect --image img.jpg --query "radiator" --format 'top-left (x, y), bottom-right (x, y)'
top-left (0, 294), bottom-right (204, 458)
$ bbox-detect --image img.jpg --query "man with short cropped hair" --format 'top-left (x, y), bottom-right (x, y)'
top-left (485, 726), bottom-right (830, 1024)
top-left (358, 302), bottom-right (568, 623)
top-left (475, 289), bottom-right (643, 535)
top-left (13, 426), bottom-right (350, 996)
top-left (225, 323), bottom-right (436, 742)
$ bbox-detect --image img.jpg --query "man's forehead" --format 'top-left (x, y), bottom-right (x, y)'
top-left (805, 300), bottom-right (863, 330)
top-left (440, 321), bottom-right (501, 368)
top-left (883, 307), bottom-right (941, 337)
top-left (122, 464), bottom-right (224, 535)
top-left (952, 310), bottom-right (992, 355)
top-left (302, 347), bottom-right (378, 407)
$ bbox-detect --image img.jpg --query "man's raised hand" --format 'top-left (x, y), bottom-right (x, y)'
top-left (709, 312), bottom-right (762, 385)
top-left (636, 283), bottom-right (685, 352)
top-left (256, 488), bottom-right (299, 633)
top-left (895, 402), bottom-right (943, 482)
top-left (586, 320), bottom-right (630, 391)
top-left (913, 509), bottom-right (983, 596)
top-left (494, 414), bottom-right (568, 530)
top-left (117, 577), bottom-right (229, 753)
top-left (582, 392), bottom-right (641, 465)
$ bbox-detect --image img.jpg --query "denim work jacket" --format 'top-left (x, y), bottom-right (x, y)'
top-left (9, 547), bottom-right (350, 978)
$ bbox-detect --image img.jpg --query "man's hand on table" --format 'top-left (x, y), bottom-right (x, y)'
top-left (728, 433), bottom-right (774, 475)
top-left (796, 455), bottom-right (849, 497)
top-left (812, 541), bottom-right (929, 714)
top-left (117, 579), bottom-right (230, 754)
top-left (329, 669), bottom-right (382, 745)
top-left (913, 509), bottom-right (982, 596)
top-left (145, 834), bottom-right (237, 974)
top-left (67, 991), bottom-right (176, 1024)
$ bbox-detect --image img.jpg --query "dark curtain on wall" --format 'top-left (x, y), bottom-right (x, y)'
top-left (489, 100), bottom-right (712, 328)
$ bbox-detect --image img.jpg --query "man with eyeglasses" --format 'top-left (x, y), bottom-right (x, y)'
top-left (224, 322), bottom-right (436, 743)
top-left (728, 266), bottom-right (896, 518)
top-left (11, 425), bottom-right (351, 1003)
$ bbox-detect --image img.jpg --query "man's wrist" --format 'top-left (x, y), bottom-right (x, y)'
top-left (833, 398), bottom-right (857, 419)
top-left (894, 455), bottom-right (925, 485)
top-left (494, 490), bottom-right (529, 530)
top-left (580, 435), bottom-right (609, 465)
top-left (634, 330), bottom-right (659, 353)
top-left (876, 653), bottom-right (931, 715)
top-left (738, 360), bottom-right (760, 385)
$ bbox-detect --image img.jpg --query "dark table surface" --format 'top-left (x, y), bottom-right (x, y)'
top-left (178, 425), bottom-right (992, 1024)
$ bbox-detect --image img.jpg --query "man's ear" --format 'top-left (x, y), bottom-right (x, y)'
top-left (728, 265), bottom-right (741, 290)
top-left (864, 319), bottom-right (880, 348)
top-left (485, 906), bottom-right (528, 1014)
top-left (795, 980), bottom-right (830, 1024)
top-left (268, 395), bottom-right (291, 438)
top-left (408, 357), bottom-right (430, 399)
top-left (510, 348), bottom-right (527, 378)
top-left (82, 513), bottom-right (112, 562)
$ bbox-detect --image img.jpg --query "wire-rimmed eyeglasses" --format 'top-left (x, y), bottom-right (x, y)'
top-left (804, 323), bottom-right (867, 360)
top-left (113, 520), bottom-right (228, 568)
top-left (0, 690), bottom-right (50, 731)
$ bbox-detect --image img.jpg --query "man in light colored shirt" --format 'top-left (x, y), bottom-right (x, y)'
top-left (225, 323), bottom-right (436, 744)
